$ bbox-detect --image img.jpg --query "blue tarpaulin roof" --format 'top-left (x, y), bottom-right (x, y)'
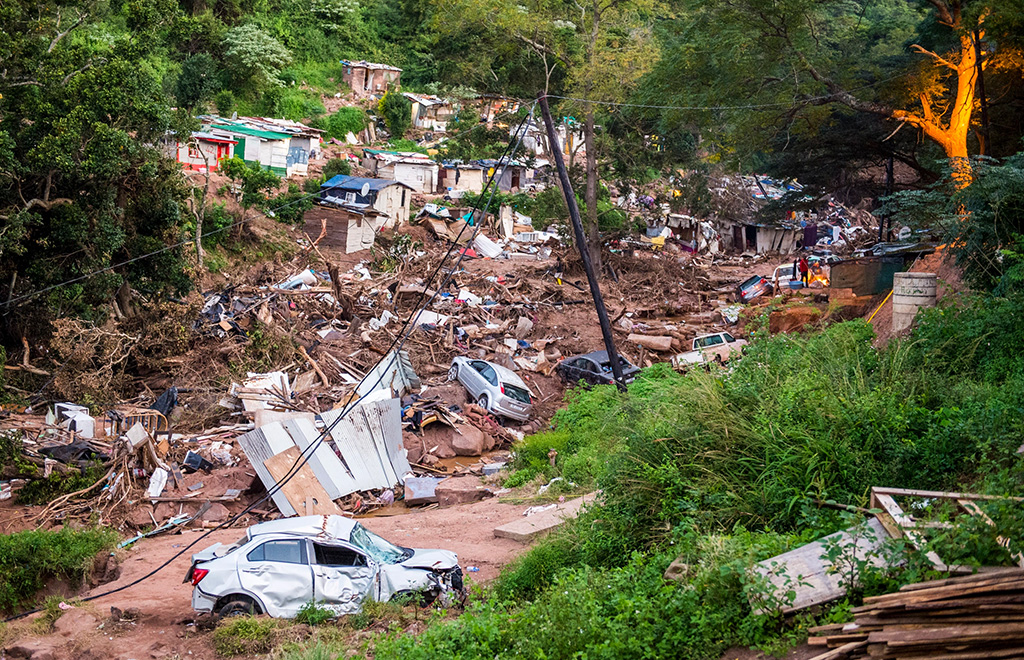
top-left (321, 175), bottom-right (411, 191)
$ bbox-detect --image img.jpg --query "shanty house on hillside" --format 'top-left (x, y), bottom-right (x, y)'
top-left (304, 201), bottom-right (387, 254)
top-left (320, 175), bottom-right (412, 228)
top-left (362, 150), bottom-right (439, 194)
top-left (403, 93), bottom-right (455, 132)
top-left (172, 130), bottom-right (237, 171)
top-left (340, 60), bottom-right (402, 99)
top-left (244, 117), bottom-right (324, 176)
top-left (438, 162), bottom-right (485, 195)
top-left (201, 120), bottom-right (292, 176)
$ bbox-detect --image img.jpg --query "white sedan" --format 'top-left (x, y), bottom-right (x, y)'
top-left (448, 357), bottom-right (535, 422)
top-left (186, 515), bottom-right (464, 618)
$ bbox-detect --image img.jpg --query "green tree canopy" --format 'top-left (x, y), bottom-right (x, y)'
top-left (0, 0), bottom-right (192, 329)
top-left (222, 24), bottom-right (292, 91)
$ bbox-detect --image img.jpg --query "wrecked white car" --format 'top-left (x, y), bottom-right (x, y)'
top-left (186, 515), bottom-right (463, 618)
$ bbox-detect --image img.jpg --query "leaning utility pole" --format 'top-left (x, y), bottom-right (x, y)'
top-left (537, 93), bottom-right (626, 392)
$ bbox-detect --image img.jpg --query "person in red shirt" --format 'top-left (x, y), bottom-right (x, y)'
top-left (798, 256), bottom-right (810, 285)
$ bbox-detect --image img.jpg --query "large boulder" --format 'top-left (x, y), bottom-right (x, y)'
top-left (200, 503), bottom-right (230, 523)
top-left (451, 424), bottom-right (486, 457)
top-left (435, 476), bottom-right (494, 507)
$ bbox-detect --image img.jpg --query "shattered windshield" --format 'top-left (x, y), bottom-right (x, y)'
top-left (349, 523), bottom-right (409, 564)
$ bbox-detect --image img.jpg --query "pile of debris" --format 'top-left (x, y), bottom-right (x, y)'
top-left (808, 569), bottom-right (1024, 659)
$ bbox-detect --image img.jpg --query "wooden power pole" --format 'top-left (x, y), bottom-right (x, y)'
top-left (537, 93), bottom-right (626, 392)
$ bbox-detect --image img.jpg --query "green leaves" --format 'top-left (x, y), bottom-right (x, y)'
top-left (222, 24), bottom-right (292, 90)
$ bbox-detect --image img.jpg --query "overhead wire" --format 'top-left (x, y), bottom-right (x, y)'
top-left (543, 72), bottom-right (910, 111)
top-left (2, 105), bottom-right (536, 622)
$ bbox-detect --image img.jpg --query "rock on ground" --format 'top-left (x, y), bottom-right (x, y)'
top-left (435, 476), bottom-right (494, 507)
top-left (451, 424), bottom-right (486, 456)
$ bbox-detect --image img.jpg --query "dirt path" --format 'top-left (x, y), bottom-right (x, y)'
top-left (4, 498), bottom-right (532, 660)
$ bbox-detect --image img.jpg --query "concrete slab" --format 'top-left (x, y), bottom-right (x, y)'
top-left (493, 492), bottom-right (597, 542)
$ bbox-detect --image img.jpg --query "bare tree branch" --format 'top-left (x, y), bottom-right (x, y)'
top-left (49, 11), bottom-right (88, 53)
top-left (910, 44), bottom-right (957, 70)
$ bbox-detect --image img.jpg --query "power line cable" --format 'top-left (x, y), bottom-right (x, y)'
top-left (2, 106), bottom-right (535, 623)
top-left (544, 73), bottom-right (909, 111)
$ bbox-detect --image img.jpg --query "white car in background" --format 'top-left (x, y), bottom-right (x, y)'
top-left (672, 332), bottom-right (748, 369)
top-left (186, 515), bottom-right (464, 618)
top-left (448, 357), bottom-right (535, 421)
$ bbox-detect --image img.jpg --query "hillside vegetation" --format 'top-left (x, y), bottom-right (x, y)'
top-left (361, 294), bottom-right (1024, 660)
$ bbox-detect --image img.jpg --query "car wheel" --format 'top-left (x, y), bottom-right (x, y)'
top-left (447, 364), bottom-right (458, 382)
top-left (218, 599), bottom-right (256, 618)
top-left (477, 394), bottom-right (490, 411)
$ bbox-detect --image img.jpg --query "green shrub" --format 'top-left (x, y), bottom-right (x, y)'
top-left (314, 107), bottom-right (366, 140)
top-left (201, 203), bottom-right (235, 249)
top-left (279, 641), bottom-right (346, 660)
top-left (295, 601), bottom-right (335, 626)
top-left (377, 90), bottom-right (410, 138)
top-left (346, 598), bottom-right (405, 630)
top-left (214, 89), bottom-right (236, 115)
top-left (16, 465), bottom-right (107, 505)
top-left (0, 527), bottom-right (118, 613)
top-left (212, 616), bottom-right (282, 656)
top-left (322, 158), bottom-right (351, 180)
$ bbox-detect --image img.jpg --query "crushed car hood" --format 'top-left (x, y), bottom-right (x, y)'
top-left (399, 548), bottom-right (458, 570)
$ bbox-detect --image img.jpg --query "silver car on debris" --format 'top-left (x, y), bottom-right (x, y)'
top-left (186, 515), bottom-right (463, 618)
top-left (448, 356), bottom-right (535, 422)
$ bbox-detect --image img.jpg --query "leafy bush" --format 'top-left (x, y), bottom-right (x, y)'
top-left (222, 24), bottom-right (291, 91)
top-left (212, 616), bottom-right (283, 656)
top-left (377, 90), bottom-right (411, 138)
top-left (372, 535), bottom-right (807, 660)
top-left (201, 203), bottom-right (235, 249)
top-left (16, 465), bottom-right (107, 505)
top-left (315, 107), bottom-right (366, 140)
top-left (176, 53), bottom-right (220, 108)
top-left (215, 89), bottom-right (236, 115)
top-left (267, 182), bottom-right (314, 225)
top-left (295, 601), bottom-right (335, 626)
top-left (0, 527), bottom-right (118, 613)
top-left (322, 158), bottom-right (351, 180)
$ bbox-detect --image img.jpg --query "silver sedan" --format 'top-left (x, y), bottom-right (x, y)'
top-left (448, 357), bottom-right (534, 422)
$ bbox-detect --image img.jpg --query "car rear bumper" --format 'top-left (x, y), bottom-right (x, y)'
top-left (192, 587), bottom-right (218, 614)
top-left (491, 397), bottom-right (532, 421)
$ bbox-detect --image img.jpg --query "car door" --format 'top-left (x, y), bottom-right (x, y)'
top-left (310, 541), bottom-right (378, 615)
top-left (462, 360), bottom-right (488, 398)
top-left (580, 358), bottom-right (602, 385)
top-left (472, 361), bottom-right (498, 399)
top-left (236, 538), bottom-right (313, 618)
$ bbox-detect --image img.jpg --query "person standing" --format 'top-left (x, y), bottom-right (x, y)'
top-left (798, 256), bottom-right (809, 286)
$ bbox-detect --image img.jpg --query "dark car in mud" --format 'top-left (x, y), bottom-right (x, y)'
top-left (556, 351), bottom-right (642, 387)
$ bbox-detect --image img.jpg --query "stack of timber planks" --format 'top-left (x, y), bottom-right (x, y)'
top-left (808, 568), bottom-right (1024, 659)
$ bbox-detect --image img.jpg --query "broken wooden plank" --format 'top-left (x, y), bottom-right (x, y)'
top-left (263, 446), bottom-right (341, 516)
